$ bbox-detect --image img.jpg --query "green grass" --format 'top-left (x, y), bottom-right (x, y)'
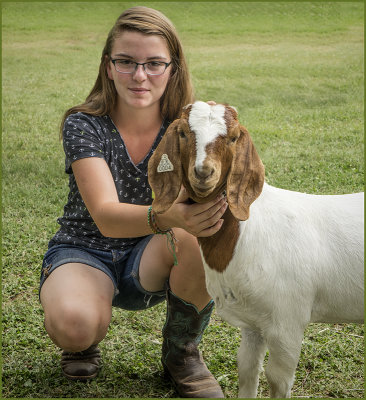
top-left (2, 1), bottom-right (364, 398)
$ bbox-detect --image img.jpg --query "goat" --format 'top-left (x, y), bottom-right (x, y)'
top-left (148, 101), bottom-right (364, 398)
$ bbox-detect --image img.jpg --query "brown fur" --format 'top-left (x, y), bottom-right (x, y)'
top-left (198, 208), bottom-right (240, 272)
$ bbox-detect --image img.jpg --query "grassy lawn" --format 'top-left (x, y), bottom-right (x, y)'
top-left (2, 1), bottom-right (364, 398)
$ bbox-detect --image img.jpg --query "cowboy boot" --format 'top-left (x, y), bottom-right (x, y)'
top-left (162, 289), bottom-right (224, 398)
top-left (61, 344), bottom-right (101, 381)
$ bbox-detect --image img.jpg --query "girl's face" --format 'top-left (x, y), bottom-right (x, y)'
top-left (107, 31), bottom-right (172, 114)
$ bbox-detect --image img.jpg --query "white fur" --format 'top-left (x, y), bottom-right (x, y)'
top-left (188, 101), bottom-right (227, 169)
top-left (202, 183), bottom-right (364, 398)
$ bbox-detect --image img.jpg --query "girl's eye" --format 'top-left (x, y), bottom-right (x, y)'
top-left (118, 59), bottom-right (133, 65)
top-left (148, 61), bottom-right (164, 67)
top-left (146, 61), bottom-right (165, 73)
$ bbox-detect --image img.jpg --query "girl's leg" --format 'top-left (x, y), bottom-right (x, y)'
top-left (139, 228), bottom-right (211, 310)
top-left (40, 262), bottom-right (114, 381)
top-left (138, 229), bottom-right (224, 398)
top-left (40, 262), bottom-right (114, 352)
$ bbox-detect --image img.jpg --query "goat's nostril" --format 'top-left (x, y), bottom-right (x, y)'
top-left (195, 166), bottom-right (214, 179)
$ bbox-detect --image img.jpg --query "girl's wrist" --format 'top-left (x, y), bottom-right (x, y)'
top-left (155, 213), bottom-right (171, 232)
top-left (147, 206), bottom-right (179, 266)
top-left (147, 206), bottom-right (171, 234)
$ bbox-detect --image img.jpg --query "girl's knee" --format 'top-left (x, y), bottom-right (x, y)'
top-left (174, 228), bottom-right (199, 246)
top-left (174, 229), bottom-right (202, 259)
top-left (44, 301), bottom-right (110, 351)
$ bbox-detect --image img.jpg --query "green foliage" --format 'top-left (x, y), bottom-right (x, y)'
top-left (2, 1), bottom-right (364, 398)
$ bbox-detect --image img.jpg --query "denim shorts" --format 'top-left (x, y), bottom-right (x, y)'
top-left (39, 235), bottom-right (166, 310)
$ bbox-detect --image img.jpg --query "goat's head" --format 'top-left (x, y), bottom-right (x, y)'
top-left (148, 101), bottom-right (265, 220)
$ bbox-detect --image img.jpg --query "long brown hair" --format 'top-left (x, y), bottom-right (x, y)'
top-left (60, 6), bottom-right (194, 135)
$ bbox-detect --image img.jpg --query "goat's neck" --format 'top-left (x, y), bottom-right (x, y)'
top-left (198, 207), bottom-right (240, 273)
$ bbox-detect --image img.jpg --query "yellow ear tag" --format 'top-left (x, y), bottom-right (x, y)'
top-left (157, 154), bottom-right (174, 173)
top-left (151, 191), bottom-right (155, 200)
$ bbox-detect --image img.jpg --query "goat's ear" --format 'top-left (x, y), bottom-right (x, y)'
top-left (148, 119), bottom-right (182, 214)
top-left (227, 126), bottom-right (265, 220)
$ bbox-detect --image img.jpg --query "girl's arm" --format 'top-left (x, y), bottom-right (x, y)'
top-left (72, 157), bottom-right (227, 239)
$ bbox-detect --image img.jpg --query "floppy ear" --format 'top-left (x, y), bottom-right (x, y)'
top-left (227, 126), bottom-right (265, 220)
top-left (148, 119), bottom-right (182, 214)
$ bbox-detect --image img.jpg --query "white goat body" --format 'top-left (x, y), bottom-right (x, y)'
top-left (205, 184), bottom-right (363, 398)
top-left (148, 101), bottom-right (364, 398)
top-left (209, 183), bottom-right (364, 327)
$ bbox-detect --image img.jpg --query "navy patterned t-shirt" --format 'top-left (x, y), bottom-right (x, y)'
top-left (51, 112), bottom-right (169, 251)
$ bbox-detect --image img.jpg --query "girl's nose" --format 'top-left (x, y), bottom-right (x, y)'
top-left (132, 64), bottom-right (147, 81)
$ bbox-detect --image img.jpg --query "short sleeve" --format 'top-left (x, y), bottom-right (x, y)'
top-left (62, 113), bottom-right (106, 173)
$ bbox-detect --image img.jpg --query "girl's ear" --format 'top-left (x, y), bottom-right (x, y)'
top-left (148, 119), bottom-right (183, 214)
top-left (227, 126), bottom-right (265, 220)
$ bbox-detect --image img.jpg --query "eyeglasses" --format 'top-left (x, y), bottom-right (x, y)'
top-left (111, 59), bottom-right (172, 76)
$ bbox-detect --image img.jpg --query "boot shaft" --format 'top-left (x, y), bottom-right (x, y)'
top-left (162, 289), bottom-right (214, 347)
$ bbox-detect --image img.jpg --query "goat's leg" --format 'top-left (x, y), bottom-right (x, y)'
top-left (237, 327), bottom-right (267, 398)
top-left (264, 327), bottom-right (304, 398)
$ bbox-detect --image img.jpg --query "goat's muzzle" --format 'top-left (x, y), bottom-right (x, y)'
top-left (194, 165), bottom-right (214, 180)
top-left (189, 161), bottom-right (221, 198)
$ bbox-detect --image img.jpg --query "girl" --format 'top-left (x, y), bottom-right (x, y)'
top-left (40, 6), bottom-right (226, 398)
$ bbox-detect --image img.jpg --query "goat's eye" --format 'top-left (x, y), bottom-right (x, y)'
top-left (230, 136), bottom-right (238, 143)
top-left (179, 130), bottom-right (186, 139)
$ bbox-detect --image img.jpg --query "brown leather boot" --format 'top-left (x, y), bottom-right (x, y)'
top-left (162, 289), bottom-right (224, 398)
top-left (61, 344), bottom-right (101, 381)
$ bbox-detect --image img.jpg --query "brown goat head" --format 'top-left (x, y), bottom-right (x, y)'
top-left (148, 101), bottom-right (265, 220)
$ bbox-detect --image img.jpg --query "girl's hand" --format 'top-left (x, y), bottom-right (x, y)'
top-left (157, 187), bottom-right (228, 237)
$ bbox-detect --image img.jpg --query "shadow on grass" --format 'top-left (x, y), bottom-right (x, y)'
top-left (2, 349), bottom-right (177, 398)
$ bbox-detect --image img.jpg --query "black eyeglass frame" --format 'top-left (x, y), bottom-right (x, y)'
top-left (110, 59), bottom-right (172, 76)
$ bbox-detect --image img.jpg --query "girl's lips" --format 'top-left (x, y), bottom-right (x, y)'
top-left (129, 88), bottom-right (149, 94)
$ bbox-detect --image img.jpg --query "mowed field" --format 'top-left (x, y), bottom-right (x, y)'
top-left (2, 2), bottom-right (364, 398)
